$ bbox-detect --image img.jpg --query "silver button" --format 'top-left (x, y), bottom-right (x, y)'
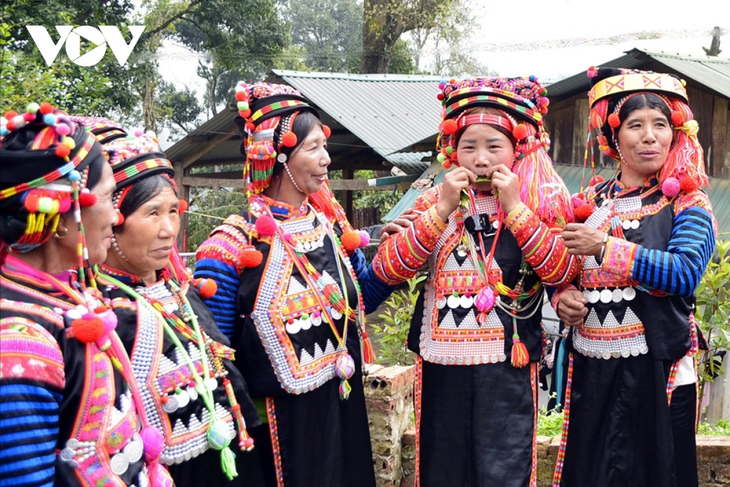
top-left (110, 452), bottom-right (130, 475)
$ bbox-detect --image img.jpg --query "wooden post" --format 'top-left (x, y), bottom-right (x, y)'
top-left (572, 98), bottom-right (589, 166)
top-left (711, 96), bottom-right (728, 178)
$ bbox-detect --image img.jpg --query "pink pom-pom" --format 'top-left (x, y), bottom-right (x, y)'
top-left (58, 198), bottom-right (72, 213)
top-left (134, 128), bottom-right (144, 137)
top-left (358, 230), bottom-right (370, 248)
top-left (282, 232), bottom-right (293, 244)
top-left (55, 124), bottom-right (70, 136)
top-left (255, 215), bottom-right (277, 236)
top-left (96, 308), bottom-right (118, 334)
top-left (587, 66), bottom-right (597, 78)
top-left (661, 177), bottom-right (680, 197)
top-left (141, 426), bottom-right (165, 461)
top-left (571, 195), bottom-right (585, 209)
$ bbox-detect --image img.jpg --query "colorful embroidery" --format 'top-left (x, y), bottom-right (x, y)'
top-left (0, 317), bottom-right (65, 389)
top-left (267, 397), bottom-right (286, 487)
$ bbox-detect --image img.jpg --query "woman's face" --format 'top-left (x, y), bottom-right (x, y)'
top-left (616, 107), bottom-right (673, 184)
top-left (112, 185), bottom-right (180, 276)
top-left (456, 124), bottom-right (515, 191)
top-left (286, 126), bottom-right (331, 196)
top-left (60, 162), bottom-right (118, 265)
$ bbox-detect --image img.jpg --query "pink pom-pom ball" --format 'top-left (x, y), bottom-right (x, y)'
top-left (55, 123), bottom-right (71, 136)
top-left (255, 215), bottom-right (277, 236)
top-left (141, 426), bottom-right (165, 461)
top-left (282, 232), bottom-right (293, 243)
top-left (358, 230), bottom-right (370, 247)
top-left (134, 128), bottom-right (145, 137)
top-left (661, 177), bottom-right (680, 198)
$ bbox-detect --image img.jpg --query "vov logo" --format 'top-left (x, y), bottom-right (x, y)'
top-left (26, 26), bottom-right (146, 67)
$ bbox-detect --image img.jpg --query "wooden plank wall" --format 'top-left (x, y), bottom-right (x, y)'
top-left (545, 86), bottom-right (730, 178)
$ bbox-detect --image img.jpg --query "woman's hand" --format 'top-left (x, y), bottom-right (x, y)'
top-left (489, 164), bottom-right (520, 214)
top-left (380, 208), bottom-right (420, 242)
top-left (562, 223), bottom-right (605, 256)
top-left (558, 289), bottom-right (588, 327)
top-left (436, 167), bottom-right (476, 221)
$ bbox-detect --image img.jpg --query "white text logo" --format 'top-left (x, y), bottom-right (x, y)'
top-left (26, 26), bottom-right (145, 67)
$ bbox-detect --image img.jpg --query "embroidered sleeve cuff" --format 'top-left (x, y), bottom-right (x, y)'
top-left (417, 205), bottom-right (448, 248)
top-left (601, 237), bottom-right (637, 280)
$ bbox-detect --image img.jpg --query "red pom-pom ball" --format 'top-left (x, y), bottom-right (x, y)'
top-left (589, 175), bottom-right (605, 186)
top-left (608, 113), bottom-right (621, 128)
top-left (574, 205), bottom-right (594, 222)
top-left (55, 145), bottom-right (71, 158)
top-left (571, 195), bottom-right (585, 209)
top-left (195, 278), bottom-right (218, 299)
top-left (241, 248), bottom-right (263, 268)
top-left (23, 112), bottom-right (35, 123)
top-left (442, 119), bottom-right (458, 135)
top-left (281, 131), bottom-right (297, 148)
top-left (4, 110), bottom-right (18, 121)
top-left (72, 316), bottom-right (105, 343)
top-left (680, 176), bottom-right (699, 194)
top-left (178, 199), bottom-right (188, 213)
top-left (442, 160), bottom-right (451, 169)
top-left (513, 124), bottom-right (528, 140)
top-left (340, 230), bottom-right (362, 252)
top-left (437, 93), bottom-right (445, 101)
top-left (24, 193), bottom-right (40, 213)
top-left (239, 109), bottom-right (251, 119)
top-left (255, 215), bottom-right (277, 236)
top-left (78, 192), bottom-right (97, 207)
top-left (322, 124), bottom-right (331, 139)
top-left (661, 177), bottom-right (680, 197)
top-left (671, 110), bottom-right (685, 127)
top-left (235, 91), bottom-right (247, 101)
top-left (39, 102), bottom-right (54, 115)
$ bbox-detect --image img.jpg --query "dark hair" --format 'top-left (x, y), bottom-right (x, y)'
top-left (0, 151), bottom-right (107, 247)
top-left (455, 107), bottom-right (516, 148)
top-left (117, 175), bottom-right (177, 228)
top-left (272, 112), bottom-right (323, 179)
top-left (604, 93), bottom-right (673, 150)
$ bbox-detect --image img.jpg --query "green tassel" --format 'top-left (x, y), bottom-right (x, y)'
top-left (221, 446), bottom-right (238, 480)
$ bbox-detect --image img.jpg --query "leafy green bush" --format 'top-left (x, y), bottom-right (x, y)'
top-left (372, 276), bottom-right (425, 366)
top-left (536, 409), bottom-right (564, 437)
top-left (697, 419), bottom-right (730, 436)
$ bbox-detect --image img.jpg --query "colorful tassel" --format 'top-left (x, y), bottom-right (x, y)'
top-left (510, 319), bottom-right (529, 368)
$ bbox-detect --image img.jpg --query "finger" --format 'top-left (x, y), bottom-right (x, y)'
top-left (564, 223), bottom-right (583, 232)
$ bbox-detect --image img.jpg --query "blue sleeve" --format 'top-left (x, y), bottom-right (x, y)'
top-left (350, 249), bottom-right (397, 314)
top-left (0, 383), bottom-right (61, 487)
top-left (632, 207), bottom-right (716, 297)
top-left (194, 258), bottom-right (240, 341)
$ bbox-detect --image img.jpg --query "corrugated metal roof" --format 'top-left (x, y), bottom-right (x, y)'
top-left (272, 70), bottom-right (443, 158)
top-left (385, 163), bottom-right (730, 239)
top-left (386, 151), bottom-right (432, 174)
top-left (546, 48), bottom-right (730, 101)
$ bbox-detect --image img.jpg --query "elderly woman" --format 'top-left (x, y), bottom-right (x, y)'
top-left (372, 77), bottom-right (579, 487)
top-left (79, 122), bottom-right (264, 487)
top-left (553, 68), bottom-right (717, 487)
top-left (194, 82), bottom-right (396, 487)
top-left (0, 106), bottom-right (174, 486)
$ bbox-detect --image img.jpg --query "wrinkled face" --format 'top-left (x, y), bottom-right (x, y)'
top-left (616, 107), bottom-right (673, 183)
top-left (456, 124), bottom-right (515, 191)
top-left (61, 161), bottom-right (118, 265)
top-left (114, 185), bottom-right (180, 275)
top-left (286, 126), bottom-right (331, 196)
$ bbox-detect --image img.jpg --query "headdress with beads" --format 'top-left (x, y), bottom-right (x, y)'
top-left (586, 67), bottom-right (709, 197)
top-left (436, 77), bottom-right (573, 225)
top-left (69, 115), bottom-right (128, 144)
top-left (0, 103), bottom-right (104, 265)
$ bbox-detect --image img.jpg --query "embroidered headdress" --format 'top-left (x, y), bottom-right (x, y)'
top-left (69, 115), bottom-right (128, 144)
top-left (587, 67), bottom-right (709, 195)
top-left (436, 77), bottom-right (572, 225)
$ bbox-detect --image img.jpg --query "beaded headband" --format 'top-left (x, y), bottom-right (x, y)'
top-left (69, 115), bottom-right (128, 144)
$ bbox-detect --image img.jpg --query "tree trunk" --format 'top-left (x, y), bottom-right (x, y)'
top-left (360, 0), bottom-right (402, 73)
top-left (143, 78), bottom-right (157, 133)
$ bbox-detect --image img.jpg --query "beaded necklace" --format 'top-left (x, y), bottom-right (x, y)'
top-left (98, 271), bottom-right (251, 480)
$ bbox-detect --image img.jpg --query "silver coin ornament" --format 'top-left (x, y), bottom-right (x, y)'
top-left (312, 313), bottom-right (323, 326)
top-left (600, 289), bottom-right (613, 303)
top-left (630, 220), bottom-right (640, 230)
top-left (206, 377), bottom-right (218, 391)
top-left (175, 389), bottom-right (190, 409)
top-left (110, 452), bottom-right (130, 475)
top-left (589, 290), bottom-right (601, 304)
top-left (460, 294), bottom-right (473, 309)
top-left (60, 447), bottom-right (76, 462)
top-left (123, 435), bottom-right (144, 463)
top-left (447, 294), bottom-right (460, 309)
top-left (622, 287), bottom-right (636, 301)
top-left (612, 289), bottom-right (624, 303)
top-left (163, 394), bottom-right (179, 413)
top-left (436, 297), bottom-right (447, 309)
top-left (188, 385), bottom-right (198, 401)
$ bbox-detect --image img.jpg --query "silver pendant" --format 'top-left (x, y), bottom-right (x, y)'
top-left (583, 290), bottom-right (592, 302)
top-left (612, 289), bottom-right (623, 303)
top-left (163, 395), bottom-right (179, 413)
top-left (286, 320), bottom-right (301, 335)
top-left (299, 317), bottom-right (312, 331)
top-left (110, 452), bottom-right (130, 475)
top-left (631, 220), bottom-right (640, 230)
top-left (460, 294), bottom-right (473, 309)
top-left (622, 220), bottom-right (631, 230)
top-left (588, 290), bottom-right (601, 304)
top-left (205, 377), bottom-right (218, 391)
top-left (623, 287), bottom-right (636, 301)
top-left (492, 220), bottom-right (500, 229)
top-left (188, 385), bottom-right (198, 402)
top-left (436, 297), bottom-right (447, 309)
top-left (123, 434), bottom-right (144, 463)
top-left (600, 289), bottom-right (613, 303)
top-left (447, 295), bottom-right (460, 309)
top-left (60, 447), bottom-right (76, 462)
top-left (66, 438), bottom-right (80, 449)
top-left (331, 308), bottom-right (343, 320)
top-left (312, 313), bottom-right (322, 326)
top-left (175, 389), bottom-right (190, 409)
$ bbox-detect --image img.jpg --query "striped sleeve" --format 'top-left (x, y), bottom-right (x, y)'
top-left (0, 319), bottom-right (64, 487)
top-left (600, 192), bottom-right (716, 297)
top-left (194, 221), bottom-right (250, 341)
top-left (349, 249), bottom-right (396, 314)
top-left (371, 187), bottom-right (446, 286)
top-left (504, 202), bottom-right (580, 287)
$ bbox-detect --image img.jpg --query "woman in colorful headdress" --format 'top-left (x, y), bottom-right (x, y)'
top-left (73, 123), bottom-right (264, 486)
top-left (194, 82), bottom-right (397, 487)
top-left (371, 77), bottom-right (579, 487)
top-left (552, 68), bottom-right (717, 487)
top-left (0, 106), bottom-right (175, 487)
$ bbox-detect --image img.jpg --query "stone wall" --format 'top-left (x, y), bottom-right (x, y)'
top-left (365, 364), bottom-right (730, 487)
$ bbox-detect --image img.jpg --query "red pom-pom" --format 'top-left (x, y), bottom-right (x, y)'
top-left (442, 119), bottom-right (458, 135)
top-left (245, 121), bottom-right (255, 131)
top-left (55, 145), bottom-right (71, 158)
top-left (195, 278), bottom-right (218, 299)
top-left (661, 177), bottom-right (680, 197)
top-left (340, 230), bottom-right (362, 252)
top-left (72, 316), bottom-right (105, 343)
top-left (239, 109), bottom-right (251, 119)
top-left (608, 113), bottom-right (621, 128)
top-left (450, 150), bottom-right (458, 161)
top-left (574, 204), bottom-right (594, 222)
top-left (178, 199), bottom-right (188, 213)
top-left (513, 124), bottom-right (528, 140)
top-left (39, 102), bottom-right (54, 115)
top-left (6, 120), bottom-right (17, 132)
top-left (437, 93), bottom-right (445, 101)
top-left (24, 193), bottom-right (40, 213)
top-left (671, 110), bottom-right (684, 127)
top-left (255, 215), bottom-right (277, 236)
top-left (680, 176), bottom-right (699, 193)
top-left (587, 66), bottom-right (597, 78)
top-left (571, 195), bottom-right (585, 209)
top-left (589, 175), bottom-right (605, 186)
top-left (442, 160), bottom-right (451, 169)
top-left (240, 248), bottom-right (263, 268)
top-left (78, 192), bottom-right (97, 207)
top-left (23, 112), bottom-right (35, 123)
top-left (281, 131), bottom-right (297, 148)
top-left (4, 110), bottom-right (18, 121)
top-left (322, 124), bottom-right (331, 139)
top-left (235, 91), bottom-right (247, 101)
